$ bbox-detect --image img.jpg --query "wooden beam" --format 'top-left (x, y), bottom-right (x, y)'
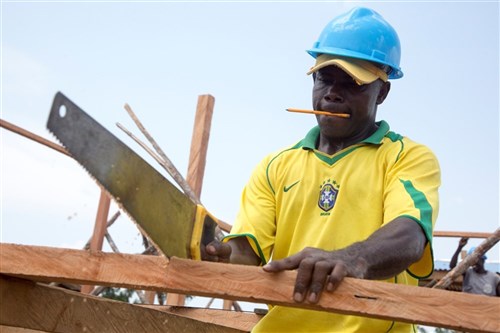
top-left (144, 306), bottom-right (262, 332)
top-left (0, 118), bottom-right (70, 157)
top-left (0, 243), bottom-right (168, 289)
top-left (0, 275), bottom-right (245, 333)
top-left (434, 227), bottom-right (500, 290)
top-left (81, 189), bottom-right (112, 294)
top-left (186, 94), bottom-right (234, 310)
top-left (168, 94), bottom-right (216, 306)
top-left (0, 325), bottom-right (48, 333)
top-left (433, 231), bottom-right (493, 238)
top-left (1, 243), bottom-right (499, 333)
top-left (186, 94), bottom-right (215, 199)
top-left (89, 190), bottom-right (112, 252)
top-left (164, 257), bottom-right (499, 333)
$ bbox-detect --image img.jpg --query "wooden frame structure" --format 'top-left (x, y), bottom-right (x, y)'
top-left (1, 97), bottom-right (499, 333)
top-left (1, 243), bottom-right (499, 333)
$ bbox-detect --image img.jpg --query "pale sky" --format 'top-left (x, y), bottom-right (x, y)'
top-left (1, 0), bottom-right (499, 287)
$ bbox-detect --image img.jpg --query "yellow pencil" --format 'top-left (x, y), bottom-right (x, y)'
top-left (286, 108), bottom-right (350, 118)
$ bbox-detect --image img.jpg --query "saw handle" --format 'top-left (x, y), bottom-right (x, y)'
top-left (191, 205), bottom-right (217, 260)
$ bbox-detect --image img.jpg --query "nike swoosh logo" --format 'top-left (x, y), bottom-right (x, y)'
top-left (284, 180), bottom-right (300, 192)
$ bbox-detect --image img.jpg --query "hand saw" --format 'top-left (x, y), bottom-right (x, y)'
top-left (46, 92), bottom-right (217, 260)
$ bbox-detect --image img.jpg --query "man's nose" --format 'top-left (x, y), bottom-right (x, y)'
top-left (324, 84), bottom-right (344, 103)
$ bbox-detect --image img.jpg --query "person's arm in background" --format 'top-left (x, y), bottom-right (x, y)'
top-left (263, 217), bottom-right (426, 303)
top-left (449, 237), bottom-right (468, 269)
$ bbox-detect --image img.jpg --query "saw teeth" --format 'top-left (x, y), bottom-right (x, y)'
top-left (48, 126), bottom-right (162, 255)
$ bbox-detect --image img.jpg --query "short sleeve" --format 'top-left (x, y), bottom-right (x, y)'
top-left (383, 141), bottom-right (441, 278)
top-left (224, 154), bottom-right (277, 264)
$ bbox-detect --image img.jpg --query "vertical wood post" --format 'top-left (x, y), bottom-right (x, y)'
top-left (166, 94), bottom-right (215, 306)
top-left (81, 189), bottom-right (111, 294)
top-left (186, 94), bottom-right (215, 199)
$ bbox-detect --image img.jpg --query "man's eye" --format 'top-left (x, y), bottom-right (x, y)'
top-left (317, 76), bottom-right (333, 84)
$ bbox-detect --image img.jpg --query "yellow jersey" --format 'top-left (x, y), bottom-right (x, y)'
top-left (226, 121), bottom-right (441, 333)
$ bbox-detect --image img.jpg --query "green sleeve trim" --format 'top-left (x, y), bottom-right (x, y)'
top-left (400, 215), bottom-right (435, 279)
top-left (399, 179), bottom-right (435, 279)
top-left (222, 233), bottom-right (267, 265)
top-left (399, 180), bottom-right (433, 243)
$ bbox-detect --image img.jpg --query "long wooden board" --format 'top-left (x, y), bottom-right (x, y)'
top-left (1, 243), bottom-right (499, 333)
top-left (433, 231), bottom-right (493, 238)
top-left (0, 275), bottom-right (245, 333)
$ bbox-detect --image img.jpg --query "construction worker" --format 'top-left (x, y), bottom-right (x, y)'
top-left (204, 7), bottom-right (440, 332)
top-left (450, 237), bottom-right (500, 296)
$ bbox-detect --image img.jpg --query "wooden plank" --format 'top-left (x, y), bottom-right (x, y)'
top-left (184, 94), bottom-right (232, 310)
top-left (168, 94), bottom-right (215, 307)
top-left (81, 189), bottom-right (112, 294)
top-left (433, 231), bottom-right (493, 238)
top-left (89, 190), bottom-right (112, 252)
top-left (1, 243), bottom-right (499, 333)
top-left (0, 243), bottom-right (169, 289)
top-left (186, 94), bottom-right (215, 199)
top-left (0, 119), bottom-right (70, 157)
top-left (144, 306), bottom-right (262, 332)
top-left (164, 257), bottom-right (499, 333)
top-left (0, 275), bottom-right (245, 333)
top-left (0, 325), bottom-right (48, 333)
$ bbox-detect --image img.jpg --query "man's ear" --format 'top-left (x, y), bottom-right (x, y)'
top-left (376, 81), bottom-right (391, 105)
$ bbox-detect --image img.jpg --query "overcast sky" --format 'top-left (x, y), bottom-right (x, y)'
top-left (2, 0), bottom-right (499, 286)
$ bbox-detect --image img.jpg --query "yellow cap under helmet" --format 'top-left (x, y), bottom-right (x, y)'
top-left (307, 54), bottom-right (388, 85)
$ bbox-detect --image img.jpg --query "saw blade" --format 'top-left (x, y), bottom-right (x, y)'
top-left (46, 91), bottom-right (215, 259)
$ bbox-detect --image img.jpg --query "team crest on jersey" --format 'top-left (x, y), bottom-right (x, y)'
top-left (318, 179), bottom-right (339, 213)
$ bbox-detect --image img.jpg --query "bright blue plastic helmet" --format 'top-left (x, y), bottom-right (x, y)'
top-left (307, 7), bottom-right (403, 79)
top-left (467, 247), bottom-right (487, 260)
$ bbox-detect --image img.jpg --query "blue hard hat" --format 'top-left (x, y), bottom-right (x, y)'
top-left (467, 247), bottom-right (487, 260)
top-left (307, 7), bottom-right (403, 79)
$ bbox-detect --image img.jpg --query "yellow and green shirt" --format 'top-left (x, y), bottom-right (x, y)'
top-left (226, 121), bottom-right (441, 333)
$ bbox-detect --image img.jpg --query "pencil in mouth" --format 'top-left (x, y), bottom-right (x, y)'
top-left (286, 108), bottom-right (350, 118)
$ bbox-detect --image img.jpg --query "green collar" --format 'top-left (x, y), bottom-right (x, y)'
top-left (302, 120), bottom-right (390, 150)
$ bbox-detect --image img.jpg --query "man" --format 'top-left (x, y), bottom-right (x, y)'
top-left (205, 7), bottom-right (441, 332)
top-left (450, 237), bottom-right (500, 297)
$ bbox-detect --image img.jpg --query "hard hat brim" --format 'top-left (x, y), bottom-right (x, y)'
top-left (307, 54), bottom-right (388, 85)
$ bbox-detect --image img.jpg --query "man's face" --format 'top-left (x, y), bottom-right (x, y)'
top-left (312, 65), bottom-right (390, 141)
top-left (472, 257), bottom-right (486, 273)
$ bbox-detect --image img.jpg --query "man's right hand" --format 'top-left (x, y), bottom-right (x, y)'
top-left (202, 237), bottom-right (261, 266)
top-left (203, 241), bottom-right (232, 263)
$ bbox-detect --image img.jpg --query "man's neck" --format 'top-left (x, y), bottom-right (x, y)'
top-left (317, 123), bottom-right (379, 155)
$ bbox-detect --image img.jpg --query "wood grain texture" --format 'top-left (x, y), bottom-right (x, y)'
top-left (1, 243), bottom-right (499, 333)
top-left (0, 275), bottom-right (245, 333)
top-left (164, 257), bottom-right (500, 333)
top-left (0, 243), bottom-right (169, 290)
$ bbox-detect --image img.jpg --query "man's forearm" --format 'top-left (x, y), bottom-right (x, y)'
top-left (342, 217), bottom-right (427, 280)
top-left (228, 237), bottom-right (261, 266)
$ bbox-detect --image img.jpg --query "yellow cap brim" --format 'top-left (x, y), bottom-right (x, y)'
top-left (307, 54), bottom-right (388, 85)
